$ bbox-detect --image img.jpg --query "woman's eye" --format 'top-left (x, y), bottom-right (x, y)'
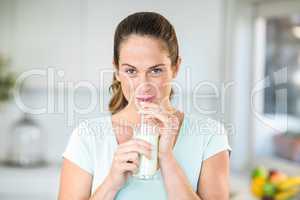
top-left (151, 68), bottom-right (163, 74)
top-left (125, 68), bottom-right (137, 75)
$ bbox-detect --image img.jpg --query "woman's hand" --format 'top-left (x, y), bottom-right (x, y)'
top-left (107, 138), bottom-right (152, 191)
top-left (138, 101), bottom-right (180, 160)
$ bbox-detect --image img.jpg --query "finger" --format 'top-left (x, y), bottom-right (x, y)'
top-left (140, 112), bottom-right (171, 127)
top-left (117, 142), bottom-right (152, 159)
top-left (113, 153), bottom-right (139, 169)
top-left (120, 162), bottom-right (139, 173)
top-left (126, 159), bottom-right (139, 166)
top-left (139, 110), bottom-right (169, 125)
top-left (118, 152), bottom-right (139, 164)
top-left (144, 114), bottom-right (179, 135)
top-left (139, 102), bottom-right (178, 116)
top-left (139, 101), bottom-right (160, 109)
top-left (120, 138), bottom-right (152, 150)
top-left (126, 158), bottom-right (139, 167)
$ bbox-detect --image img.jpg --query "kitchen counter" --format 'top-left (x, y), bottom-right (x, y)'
top-left (0, 162), bottom-right (254, 200)
top-left (0, 162), bottom-right (61, 199)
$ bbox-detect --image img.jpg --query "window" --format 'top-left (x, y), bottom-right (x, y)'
top-left (264, 15), bottom-right (300, 117)
top-left (253, 1), bottom-right (300, 166)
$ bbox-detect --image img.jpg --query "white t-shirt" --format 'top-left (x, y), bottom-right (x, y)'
top-left (62, 113), bottom-right (232, 198)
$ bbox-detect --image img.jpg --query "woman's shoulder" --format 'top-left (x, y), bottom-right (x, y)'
top-left (73, 115), bottom-right (113, 141)
top-left (184, 113), bottom-right (232, 159)
top-left (183, 113), bottom-right (228, 136)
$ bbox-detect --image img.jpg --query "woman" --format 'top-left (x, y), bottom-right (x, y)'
top-left (59, 12), bottom-right (231, 200)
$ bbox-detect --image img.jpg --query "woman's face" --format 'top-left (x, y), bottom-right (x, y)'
top-left (114, 35), bottom-right (180, 109)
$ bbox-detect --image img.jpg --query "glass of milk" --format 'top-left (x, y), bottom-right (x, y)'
top-left (132, 114), bottom-right (159, 180)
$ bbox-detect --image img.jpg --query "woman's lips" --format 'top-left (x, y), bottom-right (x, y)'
top-left (136, 95), bottom-right (155, 102)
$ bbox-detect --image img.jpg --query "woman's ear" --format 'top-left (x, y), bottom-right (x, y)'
top-left (172, 56), bottom-right (182, 79)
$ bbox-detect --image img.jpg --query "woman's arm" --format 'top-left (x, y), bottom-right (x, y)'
top-left (89, 174), bottom-right (119, 200)
top-left (58, 159), bottom-right (117, 200)
top-left (197, 150), bottom-right (230, 200)
top-left (160, 150), bottom-right (230, 200)
top-left (58, 159), bottom-right (93, 200)
top-left (59, 138), bottom-right (152, 200)
top-left (159, 153), bottom-right (202, 200)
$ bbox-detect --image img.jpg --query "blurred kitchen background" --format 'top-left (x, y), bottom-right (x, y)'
top-left (0, 0), bottom-right (300, 199)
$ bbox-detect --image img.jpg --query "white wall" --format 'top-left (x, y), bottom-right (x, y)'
top-left (0, 0), bottom-right (225, 89)
top-left (0, 0), bottom-right (12, 57)
top-left (224, 0), bottom-right (256, 171)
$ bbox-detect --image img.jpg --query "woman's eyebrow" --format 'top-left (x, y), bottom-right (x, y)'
top-left (121, 63), bottom-right (165, 69)
top-left (121, 63), bottom-right (136, 68)
top-left (148, 64), bottom-right (165, 69)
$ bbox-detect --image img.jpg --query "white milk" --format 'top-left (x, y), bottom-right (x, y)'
top-left (133, 114), bottom-right (159, 179)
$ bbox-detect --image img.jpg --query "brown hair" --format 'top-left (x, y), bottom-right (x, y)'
top-left (109, 12), bottom-right (179, 115)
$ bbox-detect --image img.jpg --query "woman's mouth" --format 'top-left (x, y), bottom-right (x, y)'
top-left (136, 95), bottom-right (155, 102)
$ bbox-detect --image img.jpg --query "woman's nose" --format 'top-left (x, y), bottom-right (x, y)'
top-left (139, 72), bottom-right (149, 83)
top-left (136, 76), bottom-right (152, 92)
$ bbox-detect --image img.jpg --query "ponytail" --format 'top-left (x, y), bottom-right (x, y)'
top-left (108, 73), bottom-right (128, 114)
